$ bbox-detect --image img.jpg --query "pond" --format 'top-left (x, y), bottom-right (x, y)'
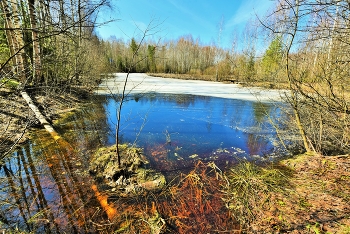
top-left (102, 93), bottom-right (283, 171)
top-left (0, 76), bottom-right (288, 232)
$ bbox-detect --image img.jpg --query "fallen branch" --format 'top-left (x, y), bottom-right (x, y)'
top-left (20, 91), bottom-right (74, 152)
top-left (20, 91), bottom-right (62, 141)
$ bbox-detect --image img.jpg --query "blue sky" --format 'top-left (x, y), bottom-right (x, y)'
top-left (96, 0), bottom-right (275, 49)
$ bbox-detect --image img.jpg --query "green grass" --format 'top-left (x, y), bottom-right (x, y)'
top-left (1, 78), bottom-right (19, 90)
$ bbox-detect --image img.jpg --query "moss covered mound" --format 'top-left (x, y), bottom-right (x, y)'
top-left (89, 144), bottom-right (166, 196)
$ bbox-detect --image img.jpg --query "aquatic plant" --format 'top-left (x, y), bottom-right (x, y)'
top-left (157, 161), bottom-right (240, 233)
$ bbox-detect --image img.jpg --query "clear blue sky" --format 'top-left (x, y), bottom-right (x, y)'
top-left (96, 0), bottom-right (275, 49)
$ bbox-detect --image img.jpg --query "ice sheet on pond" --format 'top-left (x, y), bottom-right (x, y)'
top-left (97, 73), bottom-right (285, 102)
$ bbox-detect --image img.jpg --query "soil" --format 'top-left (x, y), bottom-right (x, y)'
top-left (0, 88), bottom-right (30, 156)
top-left (0, 86), bottom-right (91, 158)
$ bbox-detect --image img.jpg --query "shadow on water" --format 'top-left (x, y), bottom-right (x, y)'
top-left (0, 93), bottom-right (286, 232)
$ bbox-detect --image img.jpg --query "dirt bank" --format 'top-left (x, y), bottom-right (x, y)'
top-left (0, 87), bottom-right (91, 159)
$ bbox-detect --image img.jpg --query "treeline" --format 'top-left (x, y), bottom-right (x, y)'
top-left (101, 34), bottom-right (284, 83)
top-left (0, 0), bottom-right (111, 90)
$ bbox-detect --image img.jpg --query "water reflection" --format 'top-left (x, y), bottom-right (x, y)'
top-left (101, 93), bottom-right (277, 165)
top-left (0, 101), bottom-right (109, 233)
top-left (0, 93), bottom-right (283, 232)
top-left (1, 133), bottom-right (98, 232)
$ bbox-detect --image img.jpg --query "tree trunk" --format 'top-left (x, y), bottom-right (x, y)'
top-left (1, 2), bottom-right (16, 70)
top-left (28, 0), bottom-right (42, 83)
top-left (285, 0), bottom-right (312, 153)
top-left (1, 0), bottom-right (26, 81)
top-left (10, 0), bottom-right (27, 83)
top-left (20, 91), bottom-right (63, 141)
top-left (59, 0), bottom-right (67, 28)
top-left (293, 104), bottom-right (311, 152)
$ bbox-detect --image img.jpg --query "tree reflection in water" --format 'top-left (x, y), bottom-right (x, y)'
top-left (0, 101), bottom-right (109, 232)
top-left (103, 93), bottom-right (280, 161)
top-left (0, 94), bottom-right (285, 232)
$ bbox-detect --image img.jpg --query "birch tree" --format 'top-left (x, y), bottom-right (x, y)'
top-left (260, 0), bottom-right (350, 155)
top-left (27, 0), bottom-right (41, 83)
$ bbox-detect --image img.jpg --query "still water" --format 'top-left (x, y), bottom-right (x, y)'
top-left (103, 93), bottom-right (280, 164)
top-left (0, 93), bottom-right (284, 232)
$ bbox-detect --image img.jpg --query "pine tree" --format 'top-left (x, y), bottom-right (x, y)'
top-left (261, 36), bottom-right (283, 81)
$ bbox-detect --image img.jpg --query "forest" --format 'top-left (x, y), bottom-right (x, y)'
top-left (0, 0), bottom-right (349, 233)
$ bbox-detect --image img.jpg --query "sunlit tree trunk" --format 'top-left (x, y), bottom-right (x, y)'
top-left (10, 0), bottom-right (27, 83)
top-left (285, 0), bottom-right (312, 153)
top-left (28, 0), bottom-right (42, 83)
top-left (1, 2), bottom-right (16, 69)
top-left (1, 0), bottom-right (26, 81)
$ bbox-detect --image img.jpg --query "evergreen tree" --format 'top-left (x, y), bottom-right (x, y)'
top-left (130, 38), bottom-right (138, 56)
top-left (261, 36), bottom-right (283, 81)
top-left (147, 45), bottom-right (156, 72)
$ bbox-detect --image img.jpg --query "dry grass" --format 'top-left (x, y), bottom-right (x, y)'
top-left (234, 154), bottom-right (350, 233)
top-left (147, 73), bottom-right (293, 90)
top-left (97, 154), bottom-right (350, 233)
top-left (147, 72), bottom-right (217, 81)
top-left (222, 161), bottom-right (293, 231)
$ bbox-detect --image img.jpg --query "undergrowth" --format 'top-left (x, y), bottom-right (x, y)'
top-left (222, 161), bottom-right (293, 229)
top-left (0, 78), bottom-right (19, 90)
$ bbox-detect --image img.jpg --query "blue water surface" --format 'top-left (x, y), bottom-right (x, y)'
top-left (101, 93), bottom-right (279, 161)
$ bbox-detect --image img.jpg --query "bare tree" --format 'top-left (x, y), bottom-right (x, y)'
top-left (28, 0), bottom-right (42, 83)
top-left (112, 20), bottom-right (162, 167)
top-left (259, 0), bottom-right (350, 155)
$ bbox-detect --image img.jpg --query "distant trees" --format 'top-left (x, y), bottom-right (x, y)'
top-left (102, 35), bottom-right (235, 80)
top-left (100, 30), bottom-right (272, 83)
